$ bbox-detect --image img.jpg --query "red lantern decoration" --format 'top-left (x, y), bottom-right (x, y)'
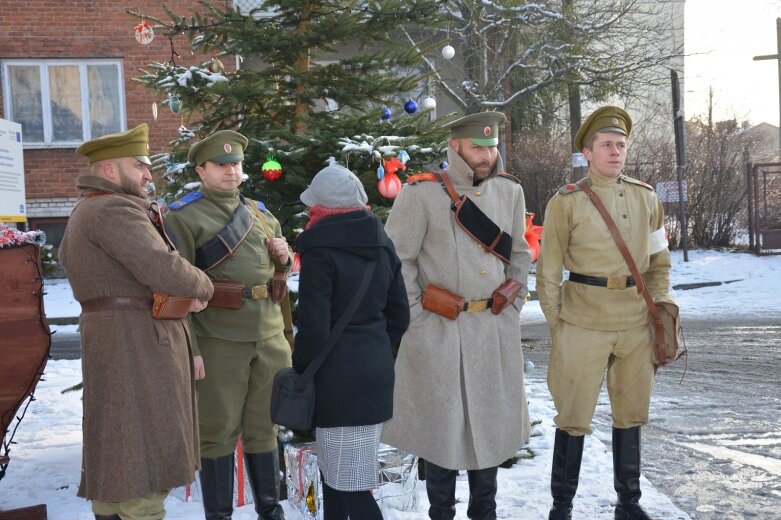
top-left (378, 171), bottom-right (402, 199)
top-left (524, 212), bottom-right (544, 263)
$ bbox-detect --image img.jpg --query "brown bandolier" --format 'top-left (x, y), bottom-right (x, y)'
top-left (406, 171), bottom-right (524, 320)
top-left (77, 193), bottom-right (196, 318)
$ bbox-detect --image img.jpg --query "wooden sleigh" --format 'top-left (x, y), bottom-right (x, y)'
top-left (0, 244), bottom-right (51, 519)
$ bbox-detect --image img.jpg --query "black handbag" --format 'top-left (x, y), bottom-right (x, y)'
top-left (270, 259), bottom-right (377, 430)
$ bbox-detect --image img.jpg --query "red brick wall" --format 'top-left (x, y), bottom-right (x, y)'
top-left (0, 0), bottom-right (230, 199)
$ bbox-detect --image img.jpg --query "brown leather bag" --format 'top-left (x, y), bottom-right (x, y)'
top-left (151, 293), bottom-right (193, 320)
top-left (209, 280), bottom-right (245, 309)
top-left (491, 278), bottom-right (524, 315)
top-left (422, 284), bottom-right (465, 320)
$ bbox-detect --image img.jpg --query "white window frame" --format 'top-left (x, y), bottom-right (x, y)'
top-left (1, 59), bottom-right (126, 149)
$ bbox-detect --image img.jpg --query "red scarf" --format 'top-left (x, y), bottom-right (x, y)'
top-left (305, 205), bottom-right (370, 229)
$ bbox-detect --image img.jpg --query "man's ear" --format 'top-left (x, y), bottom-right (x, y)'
top-left (98, 160), bottom-right (118, 182)
top-left (448, 138), bottom-right (459, 152)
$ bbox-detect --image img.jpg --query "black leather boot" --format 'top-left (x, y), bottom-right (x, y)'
top-left (548, 428), bottom-right (584, 520)
top-left (613, 426), bottom-right (653, 520)
top-left (424, 460), bottom-right (458, 520)
top-left (244, 450), bottom-right (285, 520)
top-left (200, 454), bottom-right (235, 520)
top-left (466, 466), bottom-right (498, 520)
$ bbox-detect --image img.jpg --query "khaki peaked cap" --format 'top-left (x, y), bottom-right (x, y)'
top-left (76, 124), bottom-right (151, 165)
top-left (574, 106), bottom-right (632, 151)
top-left (188, 130), bottom-right (249, 166)
top-left (443, 111), bottom-right (506, 146)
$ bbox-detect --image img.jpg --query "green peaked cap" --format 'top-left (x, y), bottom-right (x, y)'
top-left (76, 124), bottom-right (151, 165)
top-left (442, 111), bottom-right (506, 146)
top-left (188, 130), bottom-right (249, 165)
top-left (574, 106), bottom-right (632, 150)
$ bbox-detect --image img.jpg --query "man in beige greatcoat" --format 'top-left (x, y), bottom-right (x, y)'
top-left (536, 106), bottom-right (673, 520)
top-left (60, 124), bottom-right (213, 520)
top-left (383, 112), bottom-right (532, 520)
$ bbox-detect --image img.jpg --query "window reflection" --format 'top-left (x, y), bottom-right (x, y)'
top-left (49, 65), bottom-right (84, 142)
top-left (9, 66), bottom-right (44, 142)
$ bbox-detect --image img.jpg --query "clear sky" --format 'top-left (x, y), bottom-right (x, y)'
top-left (685, 0), bottom-right (781, 126)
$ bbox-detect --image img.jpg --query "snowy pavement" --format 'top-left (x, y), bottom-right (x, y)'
top-left (3, 249), bottom-right (780, 518)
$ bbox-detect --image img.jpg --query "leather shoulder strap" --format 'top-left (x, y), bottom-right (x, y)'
top-left (194, 204), bottom-right (254, 271)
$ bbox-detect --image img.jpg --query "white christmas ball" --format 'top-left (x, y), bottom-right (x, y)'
top-left (422, 97), bottom-right (437, 110)
top-left (442, 45), bottom-right (455, 59)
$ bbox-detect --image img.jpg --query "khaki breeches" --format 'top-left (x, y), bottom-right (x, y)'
top-left (197, 332), bottom-right (292, 458)
top-left (92, 489), bottom-right (169, 519)
top-left (547, 320), bottom-right (654, 436)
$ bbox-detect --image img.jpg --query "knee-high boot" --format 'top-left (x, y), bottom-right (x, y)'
top-left (200, 454), bottom-right (235, 520)
top-left (466, 466), bottom-right (498, 520)
top-left (613, 426), bottom-right (653, 520)
top-left (424, 460), bottom-right (458, 520)
top-left (549, 428), bottom-right (584, 520)
top-left (244, 450), bottom-right (285, 520)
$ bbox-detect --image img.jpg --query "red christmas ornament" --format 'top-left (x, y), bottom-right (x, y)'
top-left (262, 156), bottom-right (283, 182)
top-left (378, 171), bottom-right (402, 199)
top-left (135, 21), bottom-right (154, 45)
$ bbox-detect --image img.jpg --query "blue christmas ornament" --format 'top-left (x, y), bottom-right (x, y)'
top-left (404, 100), bottom-right (418, 114)
top-left (439, 161), bottom-right (448, 170)
top-left (381, 106), bottom-right (392, 120)
top-left (377, 165), bottom-right (385, 180)
top-left (397, 150), bottom-right (410, 164)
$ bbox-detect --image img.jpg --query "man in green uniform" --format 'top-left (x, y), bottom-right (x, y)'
top-left (164, 130), bottom-right (292, 520)
top-left (536, 106), bottom-right (673, 520)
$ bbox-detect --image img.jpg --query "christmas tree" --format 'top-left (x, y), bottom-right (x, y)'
top-left (131, 0), bottom-right (451, 233)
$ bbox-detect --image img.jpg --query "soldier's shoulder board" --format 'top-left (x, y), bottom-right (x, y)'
top-left (497, 172), bottom-right (522, 184)
top-left (168, 190), bottom-right (204, 210)
top-left (558, 183), bottom-right (583, 195)
top-left (621, 175), bottom-right (653, 190)
top-left (255, 200), bottom-right (267, 212)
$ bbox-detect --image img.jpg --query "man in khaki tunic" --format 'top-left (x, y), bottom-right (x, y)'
top-left (60, 124), bottom-right (214, 519)
top-left (164, 131), bottom-right (292, 520)
top-left (383, 112), bottom-right (532, 520)
top-left (536, 106), bottom-right (673, 520)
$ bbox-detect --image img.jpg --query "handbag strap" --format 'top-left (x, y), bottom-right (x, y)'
top-left (576, 179), bottom-right (667, 360)
top-left (299, 259), bottom-right (378, 380)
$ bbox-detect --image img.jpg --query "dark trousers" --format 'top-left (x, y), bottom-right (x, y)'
top-left (320, 476), bottom-right (382, 520)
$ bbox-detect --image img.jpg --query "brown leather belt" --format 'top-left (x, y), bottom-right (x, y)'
top-left (80, 296), bottom-right (153, 313)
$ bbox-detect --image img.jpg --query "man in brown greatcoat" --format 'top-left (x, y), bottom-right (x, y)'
top-left (59, 124), bottom-right (213, 520)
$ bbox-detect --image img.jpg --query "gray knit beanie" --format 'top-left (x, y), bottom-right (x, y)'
top-left (300, 164), bottom-right (368, 208)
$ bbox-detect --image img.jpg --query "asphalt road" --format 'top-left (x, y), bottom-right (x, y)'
top-left (521, 318), bottom-right (781, 520)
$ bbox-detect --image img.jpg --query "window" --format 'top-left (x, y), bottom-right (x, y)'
top-left (1, 60), bottom-right (125, 147)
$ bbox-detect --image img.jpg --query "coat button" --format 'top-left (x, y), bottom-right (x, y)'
top-left (619, 192), bottom-right (624, 197)
top-left (475, 191), bottom-right (481, 196)
top-left (622, 215), bottom-right (627, 219)
top-left (480, 269), bottom-right (487, 276)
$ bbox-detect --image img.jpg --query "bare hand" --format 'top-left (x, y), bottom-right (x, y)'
top-left (188, 299), bottom-right (209, 313)
top-left (193, 355), bottom-right (206, 380)
top-left (267, 237), bottom-right (290, 265)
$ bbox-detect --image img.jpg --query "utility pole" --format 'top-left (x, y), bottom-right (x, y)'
top-left (671, 70), bottom-right (689, 262)
top-left (753, 17), bottom-right (781, 151)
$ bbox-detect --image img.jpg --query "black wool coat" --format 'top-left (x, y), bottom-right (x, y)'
top-left (293, 210), bottom-right (410, 427)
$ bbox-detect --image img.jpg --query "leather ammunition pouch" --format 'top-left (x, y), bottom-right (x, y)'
top-left (490, 278), bottom-right (524, 315)
top-left (271, 269), bottom-right (288, 304)
top-left (151, 293), bottom-right (194, 320)
top-left (422, 284), bottom-right (465, 320)
top-left (209, 280), bottom-right (246, 309)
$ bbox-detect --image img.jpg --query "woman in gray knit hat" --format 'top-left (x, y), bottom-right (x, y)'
top-left (293, 164), bottom-right (410, 520)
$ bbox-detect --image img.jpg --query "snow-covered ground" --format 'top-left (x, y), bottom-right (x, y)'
top-left (2, 249), bottom-right (779, 518)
